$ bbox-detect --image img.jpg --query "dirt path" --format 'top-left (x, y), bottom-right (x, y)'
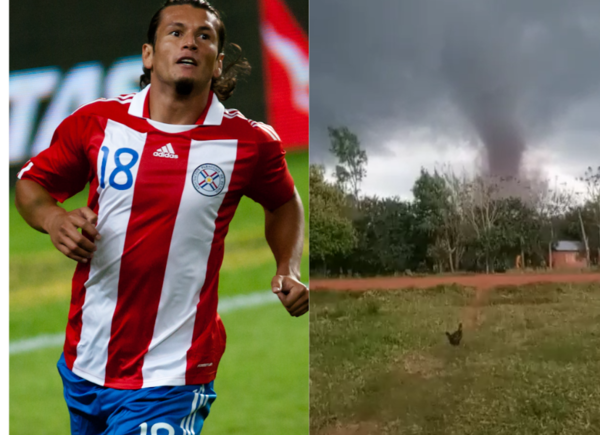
top-left (310, 273), bottom-right (600, 291)
top-left (312, 273), bottom-right (600, 333)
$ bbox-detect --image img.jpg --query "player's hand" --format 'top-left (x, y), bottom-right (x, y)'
top-left (46, 207), bottom-right (101, 263)
top-left (271, 275), bottom-right (308, 317)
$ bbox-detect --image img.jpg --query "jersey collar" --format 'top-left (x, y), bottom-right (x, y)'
top-left (128, 84), bottom-right (224, 126)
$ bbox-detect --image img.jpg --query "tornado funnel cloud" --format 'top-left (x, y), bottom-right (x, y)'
top-left (441, 21), bottom-right (525, 177)
top-left (470, 103), bottom-right (525, 177)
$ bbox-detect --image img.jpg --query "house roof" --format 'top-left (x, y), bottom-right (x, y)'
top-left (554, 240), bottom-right (584, 252)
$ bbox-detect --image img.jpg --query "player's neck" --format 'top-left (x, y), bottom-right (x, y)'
top-left (148, 81), bottom-right (211, 125)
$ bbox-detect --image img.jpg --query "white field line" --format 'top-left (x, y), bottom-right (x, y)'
top-left (10, 290), bottom-right (283, 356)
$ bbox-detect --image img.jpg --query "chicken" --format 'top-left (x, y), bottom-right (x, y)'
top-left (445, 323), bottom-right (462, 346)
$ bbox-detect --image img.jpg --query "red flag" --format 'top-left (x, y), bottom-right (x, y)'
top-left (259, 0), bottom-right (308, 149)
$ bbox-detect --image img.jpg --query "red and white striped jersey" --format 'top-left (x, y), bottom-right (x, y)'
top-left (18, 85), bottom-right (295, 389)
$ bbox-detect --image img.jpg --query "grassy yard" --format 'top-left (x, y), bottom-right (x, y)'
top-left (310, 283), bottom-right (600, 435)
top-left (10, 150), bottom-right (309, 435)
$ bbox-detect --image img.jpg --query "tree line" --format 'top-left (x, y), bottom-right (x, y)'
top-left (310, 127), bottom-right (600, 276)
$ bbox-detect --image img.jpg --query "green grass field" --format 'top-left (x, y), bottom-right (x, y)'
top-left (9, 150), bottom-right (309, 435)
top-left (310, 283), bottom-right (600, 435)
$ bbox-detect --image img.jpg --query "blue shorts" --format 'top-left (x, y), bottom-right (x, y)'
top-left (57, 354), bottom-right (216, 435)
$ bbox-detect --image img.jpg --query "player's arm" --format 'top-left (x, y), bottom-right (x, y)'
top-left (15, 179), bottom-right (100, 263)
top-left (265, 188), bottom-right (308, 317)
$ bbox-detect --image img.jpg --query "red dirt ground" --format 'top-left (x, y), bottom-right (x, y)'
top-left (310, 273), bottom-right (600, 291)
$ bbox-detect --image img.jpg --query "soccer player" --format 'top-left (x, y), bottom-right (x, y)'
top-left (14, 1), bottom-right (308, 433)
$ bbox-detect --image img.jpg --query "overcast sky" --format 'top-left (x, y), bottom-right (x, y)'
top-left (310, 0), bottom-right (600, 199)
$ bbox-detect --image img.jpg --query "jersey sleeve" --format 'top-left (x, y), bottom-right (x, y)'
top-left (244, 125), bottom-right (295, 211)
top-left (17, 114), bottom-right (91, 203)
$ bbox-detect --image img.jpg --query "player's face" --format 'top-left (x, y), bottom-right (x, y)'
top-left (143, 5), bottom-right (224, 94)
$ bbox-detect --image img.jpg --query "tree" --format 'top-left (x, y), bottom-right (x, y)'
top-left (354, 197), bottom-right (416, 275)
top-left (309, 165), bottom-right (357, 275)
top-left (491, 177), bottom-right (542, 269)
top-left (459, 175), bottom-right (506, 273)
top-left (328, 126), bottom-right (368, 200)
top-left (493, 195), bottom-right (541, 270)
top-left (412, 169), bottom-right (453, 272)
top-left (535, 178), bottom-right (574, 269)
top-left (438, 166), bottom-right (472, 272)
top-left (562, 198), bottom-right (598, 267)
top-left (582, 166), bottom-right (600, 265)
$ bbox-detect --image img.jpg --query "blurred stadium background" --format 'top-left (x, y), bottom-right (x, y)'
top-left (9, 0), bottom-right (308, 434)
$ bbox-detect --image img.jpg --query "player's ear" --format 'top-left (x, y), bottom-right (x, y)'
top-left (142, 44), bottom-right (154, 71)
top-left (213, 52), bottom-right (224, 79)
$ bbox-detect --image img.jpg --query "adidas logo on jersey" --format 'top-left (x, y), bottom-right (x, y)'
top-left (153, 143), bottom-right (179, 159)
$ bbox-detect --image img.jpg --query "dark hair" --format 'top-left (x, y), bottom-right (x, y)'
top-left (140, 0), bottom-right (250, 101)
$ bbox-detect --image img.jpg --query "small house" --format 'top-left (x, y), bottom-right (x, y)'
top-left (551, 240), bottom-right (587, 269)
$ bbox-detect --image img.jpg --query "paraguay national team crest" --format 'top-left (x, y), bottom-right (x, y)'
top-left (192, 164), bottom-right (226, 197)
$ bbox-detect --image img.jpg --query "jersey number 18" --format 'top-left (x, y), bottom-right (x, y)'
top-left (99, 146), bottom-right (140, 190)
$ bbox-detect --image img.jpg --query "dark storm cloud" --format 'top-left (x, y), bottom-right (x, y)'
top-left (310, 0), bottom-right (600, 174)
